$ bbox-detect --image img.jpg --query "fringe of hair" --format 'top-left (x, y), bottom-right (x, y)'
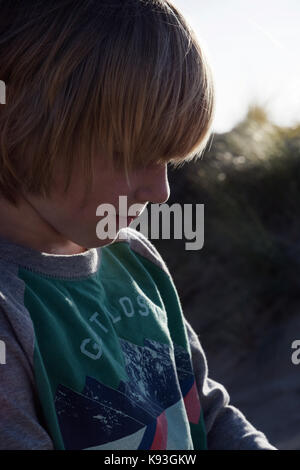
top-left (0, 0), bottom-right (216, 203)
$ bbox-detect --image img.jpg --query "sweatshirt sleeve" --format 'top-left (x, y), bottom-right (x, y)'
top-left (0, 305), bottom-right (54, 450)
top-left (184, 319), bottom-right (277, 450)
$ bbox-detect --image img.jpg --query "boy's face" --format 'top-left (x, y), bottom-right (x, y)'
top-left (25, 155), bottom-right (170, 250)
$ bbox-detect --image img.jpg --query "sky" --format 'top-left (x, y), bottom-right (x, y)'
top-left (172, 0), bottom-right (300, 133)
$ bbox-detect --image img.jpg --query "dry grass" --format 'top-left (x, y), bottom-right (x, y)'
top-left (151, 103), bottom-right (300, 357)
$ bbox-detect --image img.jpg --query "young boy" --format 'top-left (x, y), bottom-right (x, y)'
top-left (0, 0), bottom-right (276, 450)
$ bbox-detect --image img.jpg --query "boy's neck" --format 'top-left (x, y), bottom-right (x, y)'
top-left (0, 196), bottom-right (86, 255)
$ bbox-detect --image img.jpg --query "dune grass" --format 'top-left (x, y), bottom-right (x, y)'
top-left (152, 104), bottom-right (300, 357)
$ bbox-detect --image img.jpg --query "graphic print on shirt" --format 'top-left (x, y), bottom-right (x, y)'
top-left (55, 338), bottom-right (201, 450)
top-left (19, 239), bottom-right (207, 450)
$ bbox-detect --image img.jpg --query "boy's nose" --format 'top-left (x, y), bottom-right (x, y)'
top-left (135, 164), bottom-right (170, 205)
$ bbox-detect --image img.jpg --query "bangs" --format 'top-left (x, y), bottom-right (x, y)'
top-left (0, 0), bottom-right (215, 202)
top-left (87, 0), bottom-right (216, 182)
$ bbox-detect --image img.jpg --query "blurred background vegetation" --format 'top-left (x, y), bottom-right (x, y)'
top-left (149, 103), bottom-right (300, 449)
top-left (152, 103), bottom-right (300, 355)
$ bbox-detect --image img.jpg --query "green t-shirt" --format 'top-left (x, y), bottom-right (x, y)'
top-left (0, 228), bottom-right (207, 450)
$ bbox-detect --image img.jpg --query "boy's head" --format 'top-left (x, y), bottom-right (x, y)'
top-left (0, 0), bottom-right (215, 249)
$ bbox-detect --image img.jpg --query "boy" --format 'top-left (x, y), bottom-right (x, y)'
top-left (0, 0), bottom-right (276, 450)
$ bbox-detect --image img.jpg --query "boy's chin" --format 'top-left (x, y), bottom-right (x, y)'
top-left (79, 231), bottom-right (123, 250)
top-left (72, 226), bottom-right (132, 251)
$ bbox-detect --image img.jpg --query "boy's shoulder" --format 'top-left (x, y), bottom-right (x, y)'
top-left (0, 227), bottom-right (169, 280)
top-left (0, 228), bottom-right (173, 310)
top-left (0, 253), bottom-right (26, 305)
top-left (112, 227), bottom-right (171, 277)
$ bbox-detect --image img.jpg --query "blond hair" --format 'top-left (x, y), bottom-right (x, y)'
top-left (0, 0), bottom-right (215, 203)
